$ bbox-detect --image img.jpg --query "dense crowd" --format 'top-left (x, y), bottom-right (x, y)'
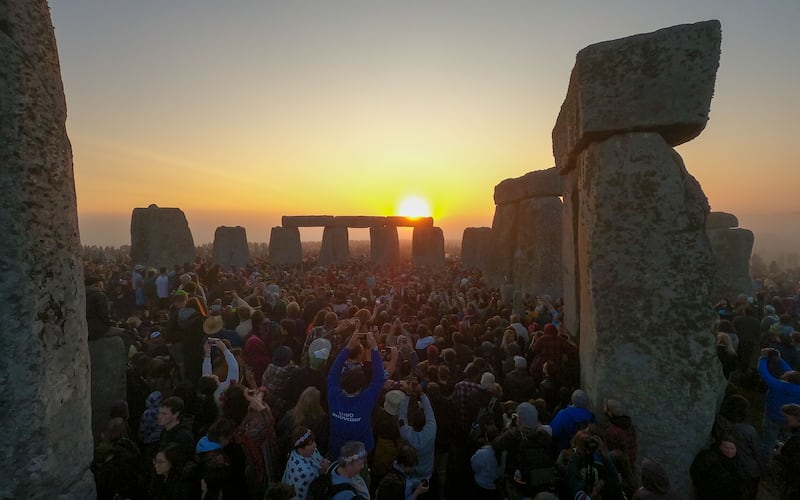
top-left (82, 256), bottom-right (800, 499)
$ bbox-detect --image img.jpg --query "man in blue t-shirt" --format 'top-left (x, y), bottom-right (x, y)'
top-left (328, 328), bottom-right (384, 458)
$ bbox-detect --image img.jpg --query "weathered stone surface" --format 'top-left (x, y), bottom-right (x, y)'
top-left (412, 226), bottom-right (445, 267)
top-left (553, 21), bottom-right (721, 171)
top-left (0, 1), bottom-right (95, 496)
top-left (562, 169), bottom-right (581, 337)
top-left (282, 215), bottom-right (433, 228)
top-left (577, 132), bottom-right (724, 497)
top-left (318, 226), bottom-right (350, 266)
top-left (130, 205), bottom-right (196, 267)
top-left (213, 226), bottom-right (250, 269)
top-left (706, 211), bottom-right (739, 229)
top-left (268, 226), bottom-right (302, 265)
top-left (89, 337), bottom-right (127, 442)
top-left (494, 167), bottom-right (564, 205)
top-left (708, 227), bottom-right (754, 300)
top-left (485, 204), bottom-right (518, 288)
top-left (370, 226), bottom-right (400, 265)
top-left (460, 227), bottom-right (493, 271)
top-left (512, 197), bottom-right (564, 299)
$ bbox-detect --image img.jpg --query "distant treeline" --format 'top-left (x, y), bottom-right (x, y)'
top-left (82, 240), bottom-right (463, 264)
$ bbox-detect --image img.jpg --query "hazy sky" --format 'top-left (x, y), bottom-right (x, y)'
top-left (48, 1), bottom-right (800, 246)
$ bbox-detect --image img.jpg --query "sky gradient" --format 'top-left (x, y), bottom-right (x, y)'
top-left (49, 1), bottom-right (800, 246)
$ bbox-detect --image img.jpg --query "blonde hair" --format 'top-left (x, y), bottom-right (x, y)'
top-left (293, 386), bottom-right (325, 427)
top-left (716, 332), bottom-right (735, 355)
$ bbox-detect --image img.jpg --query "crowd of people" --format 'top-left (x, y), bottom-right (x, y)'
top-left (82, 255), bottom-right (800, 499)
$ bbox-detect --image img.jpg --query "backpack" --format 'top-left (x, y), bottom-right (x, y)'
top-left (307, 461), bottom-right (365, 500)
top-left (468, 396), bottom-right (498, 446)
top-left (516, 429), bottom-right (556, 493)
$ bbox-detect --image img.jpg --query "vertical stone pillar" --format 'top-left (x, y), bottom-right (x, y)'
top-left (552, 21), bottom-right (723, 496)
top-left (512, 197), bottom-right (564, 299)
top-left (318, 226), bottom-right (349, 266)
top-left (577, 133), bottom-right (724, 491)
top-left (130, 205), bottom-right (196, 267)
top-left (486, 204), bottom-right (518, 288)
top-left (0, 1), bottom-right (96, 497)
top-left (562, 170), bottom-right (581, 337)
top-left (268, 226), bottom-right (302, 265)
top-left (706, 212), bottom-right (754, 300)
top-left (460, 227), bottom-right (492, 271)
top-left (370, 226), bottom-right (400, 265)
top-left (412, 226), bottom-right (445, 267)
top-left (213, 226), bottom-right (250, 269)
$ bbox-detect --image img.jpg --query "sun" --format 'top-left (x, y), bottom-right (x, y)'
top-left (397, 196), bottom-right (431, 218)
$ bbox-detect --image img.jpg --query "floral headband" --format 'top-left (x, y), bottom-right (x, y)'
top-left (294, 429), bottom-right (313, 448)
top-left (343, 449), bottom-right (367, 464)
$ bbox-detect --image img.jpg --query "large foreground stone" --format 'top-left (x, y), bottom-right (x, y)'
top-left (318, 226), bottom-right (349, 266)
top-left (213, 226), bottom-right (250, 269)
top-left (512, 197), bottom-right (563, 299)
top-left (89, 337), bottom-right (127, 443)
top-left (130, 205), bottom-right (196, 267)
top-left (493, 167), bottom-right (564, 205)
top-left (370, 226), bottom-right (400, 265)
top-left (561, 169), bottom-right (581, 336)
top-left (708, 227), bottom-right (754, 300)
top-left (412, 226), bottom-right (445, 267)
top-left (577, 132), bottom-right (724, 497)
top-left (269, 227), bottom-right (302, 265)
top-left (460, 227), bottom-right (493, 271)
top-left (553, 21), bottom-right (721, 171)
top-left (0, 1), bottom-right (95, 496)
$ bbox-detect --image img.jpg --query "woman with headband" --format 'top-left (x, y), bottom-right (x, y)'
top-left (282, 426), bottom-right (331, 500)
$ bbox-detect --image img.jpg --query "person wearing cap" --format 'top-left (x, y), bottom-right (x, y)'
top-left (761, 305), bottom-right (780, 334)
top-left (284, 338), bottom-right (331, 409)
top-left (492, 402), bottom-right (555, 497)
top-left (373, 389), bottom-right (405, 481)
top-left (550, 389), bottom-right (596, 454)
top-left (502, 355), bottom-right (536, 404)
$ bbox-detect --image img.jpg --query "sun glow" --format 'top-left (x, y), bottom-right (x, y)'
top-left (397, 196), bottom-right (431, 218)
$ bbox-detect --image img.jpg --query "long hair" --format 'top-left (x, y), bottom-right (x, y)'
top-left (293, 386), bottom-right (325, 427)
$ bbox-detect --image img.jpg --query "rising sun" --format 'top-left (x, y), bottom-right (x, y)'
top-left (397, 196), bottom-right (431, 218)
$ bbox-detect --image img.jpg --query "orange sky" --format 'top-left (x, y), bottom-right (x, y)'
top-left (50, 1), bottom-right (800, 246)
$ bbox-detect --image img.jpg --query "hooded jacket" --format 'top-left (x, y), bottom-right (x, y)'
top-left (160, 416), bottom-right (196, 462)
top-left (139, 391), bottom-right (163, 445)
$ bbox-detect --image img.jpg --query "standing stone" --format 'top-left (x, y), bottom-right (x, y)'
top-left (130, 205), bottom-right (196, 267)
top-left (370, 226), bottom-right (400, 265)
top-left (577, 133), bottom-right (724, 496)
top-left (412, 226), bottom-right (445, 267)
top-left (562, 169), bottom-right (581, 337)
top-left (512, 197), bottom-right (564, 299)
top-left (213, 226), bottom-right (250, 269)
top-left (268, 226), bottom-right (302, 265)
top-left (0, 1), bottom-right (95, 497)
top-left (485, 204), bottom-right (518, 288)
top-left (460, 227), bottom-right (493, 271)
top-left (319, 226), bottom-right (349, 266)
top-left (707, 227), bottom-right (755, 300)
